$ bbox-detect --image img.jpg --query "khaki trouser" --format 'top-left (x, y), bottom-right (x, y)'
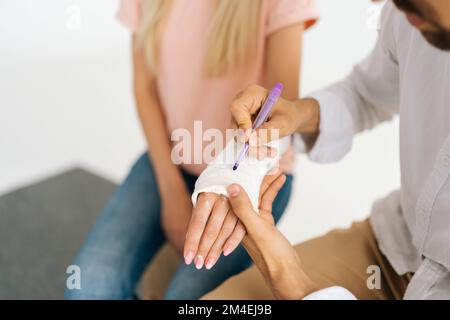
top-left (202, 219), bottom-right (412, 300)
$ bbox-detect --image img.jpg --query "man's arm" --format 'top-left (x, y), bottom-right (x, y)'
top-left (301, 2), bottom-right (400, 163)
top-left (229, 3), bottom-right (400, 165)
top-left (223, 178), bottom-right (357, 300)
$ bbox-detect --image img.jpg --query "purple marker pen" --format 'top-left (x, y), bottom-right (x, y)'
top-left (232, 83), bottom-right (284, 171)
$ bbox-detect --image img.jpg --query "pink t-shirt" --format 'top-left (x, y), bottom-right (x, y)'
top-left (118, 0), bottom-right (319, 175)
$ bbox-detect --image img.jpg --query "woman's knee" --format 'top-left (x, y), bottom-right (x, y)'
top-left (64, 249), bottom-right (134, 300)
top-left (117, 153), bottom-right (159, 198)
top-left (102, 152), bottom-right (161, 223)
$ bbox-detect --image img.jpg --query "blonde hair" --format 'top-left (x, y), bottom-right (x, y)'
top-left (137, 0), bottom-right (262, 76)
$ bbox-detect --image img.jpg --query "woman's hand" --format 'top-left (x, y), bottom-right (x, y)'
top-left (230, 85), bottom-right (321, 146)
top-left (161, 183), bottom-right (193, 256)
top-left (182, 171), bottom-right (284, 270)
top-left (184, 193), bottom-right (245, 270)
top-left (225, 170), bottom-right (318, 300)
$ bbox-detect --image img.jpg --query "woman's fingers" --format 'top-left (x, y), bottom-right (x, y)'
top-left (185, 173), bottom-right (285, 269)
top-left (222, 221), bottom-right (246, 257)
top-left (204, 212), bottom-right (239, 270)
top-left (183, 193), bottom-right (216, 265)
top-left (194, 196), bottom-right (230, 269)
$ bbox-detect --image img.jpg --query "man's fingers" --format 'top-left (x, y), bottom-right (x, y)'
top-left (257, 146), bottom-right (277, 160)
top-left (259, 174), bottom-right (286, 221)
top-left (248, 146), bottom-right (275, 160)
top-left (226, 184), bottom-right (259, 233)
top-left (229, 85), bottom-right (269, 133)
top-left (183, 193), bottom-right (215, 265)
top-left (223, 221), bottom-right (246, 257)
top-left (256, 113), bottom-right (289, 145)
top-left (230, 102), bottom-right (252, 132)
top-left (259, 168), bottom-right (282, 203)
top-left (204, 212), bottom-right (239, 270)
top-left (194, 197), bottom-right (230, 269)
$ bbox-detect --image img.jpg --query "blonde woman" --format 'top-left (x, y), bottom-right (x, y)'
top-left (66, 0), bottom-right (318, 300)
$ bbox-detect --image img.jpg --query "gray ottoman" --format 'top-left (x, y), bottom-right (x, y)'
top-left (0, 168), bottom-right (116, 299)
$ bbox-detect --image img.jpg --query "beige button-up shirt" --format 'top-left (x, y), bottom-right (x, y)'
top-left (307, 1), bottom-right (450, 299)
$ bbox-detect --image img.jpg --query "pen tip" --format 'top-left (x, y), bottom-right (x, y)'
top-left (232, 164), bottom-right (238, 171)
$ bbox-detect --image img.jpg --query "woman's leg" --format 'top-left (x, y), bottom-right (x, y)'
top-left (164, 175), bottom-right (294, 300)
top-left (64, 153), bottom-right (166, 299)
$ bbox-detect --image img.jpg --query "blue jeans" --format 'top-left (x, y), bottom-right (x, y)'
top-left (65, 153), bottom-right (293, 300)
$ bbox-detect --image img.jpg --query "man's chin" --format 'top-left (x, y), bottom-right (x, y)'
top-left (422, 31), bottom-right (450, 51)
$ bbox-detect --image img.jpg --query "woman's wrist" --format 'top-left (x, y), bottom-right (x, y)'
top-left (155, 164), bottom-right (187, 198)
top-left (161, 177), bottom-right (187, 199)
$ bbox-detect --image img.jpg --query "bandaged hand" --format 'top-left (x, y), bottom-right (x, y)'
top-left (183, 168), bottom-right (284, 270)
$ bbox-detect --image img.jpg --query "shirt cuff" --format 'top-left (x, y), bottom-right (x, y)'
top-left (293, 90), bottom-right (354, 163)
top-left (303, 287), bottom-right (357, 300)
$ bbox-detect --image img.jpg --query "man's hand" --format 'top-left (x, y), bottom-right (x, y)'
top-left (184, 193), bottom-right (246, 270)
top-left (230, 85), bottom-right (320, 146)
top-left (225, 170), bottom-right (318, 300)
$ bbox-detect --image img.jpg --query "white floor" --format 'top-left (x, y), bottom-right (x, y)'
top-left (0, 0), bottom-right (399, 244)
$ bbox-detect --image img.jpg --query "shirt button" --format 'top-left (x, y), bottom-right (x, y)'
top-left (444, 154), bottom-right (450, 167)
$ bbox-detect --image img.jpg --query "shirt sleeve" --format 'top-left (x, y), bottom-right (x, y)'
top-left (266, 0), bottom-right (320, 35)
top-left (192, 137), bottom-right (290, 212)
top-left (402, 258), bottom-right (450, 300)
top-left (297, 2), bottom-right (400, 163)
top-left (117, 0), bottom-right (142, 32)
top-left (303, 286), bottom-right (357, 300)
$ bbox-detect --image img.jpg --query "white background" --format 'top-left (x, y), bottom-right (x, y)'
top-left (0, 0), bottom-right (399, 243)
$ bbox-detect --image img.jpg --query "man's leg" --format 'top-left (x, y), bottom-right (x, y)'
top-left (203, 220), bottom-right (410, 300)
